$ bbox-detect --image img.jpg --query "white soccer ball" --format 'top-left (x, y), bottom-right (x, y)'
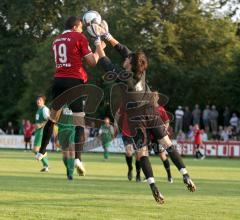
top-left (82, 10), bottom-right (102, 37)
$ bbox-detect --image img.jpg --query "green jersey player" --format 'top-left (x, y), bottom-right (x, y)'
top-left (58, 106), bottom-right (77, 180)
top-left (99, 117), bottom-right (114, 160)
top-left (34, 95), bottom-right (50, 172)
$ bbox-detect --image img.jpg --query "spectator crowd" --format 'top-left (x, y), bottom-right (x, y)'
top-left (174, 105), bottom-right (240, 142)
top-left (1, 104), bottom-right (239, 144)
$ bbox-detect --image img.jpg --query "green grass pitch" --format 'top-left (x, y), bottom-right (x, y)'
top-left (0, 149), bottom-right (240, 220)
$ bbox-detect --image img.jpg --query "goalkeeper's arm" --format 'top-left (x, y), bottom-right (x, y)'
top-left (99, 20), bottom-right (132, 59)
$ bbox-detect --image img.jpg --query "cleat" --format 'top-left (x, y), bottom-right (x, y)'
top-left (150, 184), bottom-right (164, 204)
top-left (136, 173), bottom-right (141, 182)
top-left (74, 159), bottom-right (86, 176)
top-left (127, 169), bottom-right (133, 181)
top-left (168, 177), bottom-right (173, 184)
top-left (40, 167), bottom-right (49, 172)
top-left (67, 175), bottom-right (73, 181)
top-left (183, 174), bottom-right (196, 192)
top-left (35, 152), bottom-right (45, 161)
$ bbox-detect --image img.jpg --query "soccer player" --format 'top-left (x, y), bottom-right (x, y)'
top-left (36, 16), bottom-right (100, 176)
top-left (149, 91), bottom-right (173, 183)
top-left (116, 108), bottom-right (142, 182)
top-left (34, 95), bottom-right (50, 172)
top-left (23, 120), bottom-right (34, 151)
top-left (94, 26), bottom-right (196, 203)
top-left (123, 136), bottom-right (142, 182)
top-left (98, 117), bottom-right (114, 160)
top-left (193, 124), bottom-right (205, 159)
top-left (58, 106), bottom-right (76, 180)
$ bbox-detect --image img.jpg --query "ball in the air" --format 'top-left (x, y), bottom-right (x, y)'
top-left (82, 10), bottom-right (102, 37)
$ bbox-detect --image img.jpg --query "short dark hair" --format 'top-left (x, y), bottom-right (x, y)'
top-left (128, 51), bottom-right (148, 81)
top-left (64, 16), bottom-right (82, 30)
top-left (37, 95), bottom-right (46, 102)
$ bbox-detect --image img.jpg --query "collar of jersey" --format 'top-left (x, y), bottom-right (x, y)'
top-left (62, 30), bottom-right (72, 34)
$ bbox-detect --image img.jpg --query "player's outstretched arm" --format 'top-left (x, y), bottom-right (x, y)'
top-left (99, 21), bottom-right (132, 59)
top-left (95, 38), bottom-right (117, 73)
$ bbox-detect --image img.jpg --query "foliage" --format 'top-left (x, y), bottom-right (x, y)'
top-left (0, 0), bottom-right (240, 128)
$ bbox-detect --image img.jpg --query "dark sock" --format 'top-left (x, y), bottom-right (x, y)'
top-left (75, 126), bottom-right (84, 160)
top-left (62, 157), bottom-right (69, 176)
top-left (75, 143), bottom-right (83, 160)
top-left (39, 120), bottom-right (54, 154)
top-left (140, 156), bottom-right (154, 179)
top-left (125, 155), bottom-right (133, 171)
top-left (162, 159), bottom-right (171, 178)
top-left (103, 148), bottom-right (109, 159)
top-left (25, 143), bottom-right (27, 150)
top-left (135, 160), bottom-right (141, 174)
top-left (166, 145), bottom-right (186, 171)
top-left (67, 158), bottom-right (75, 176)
top-left (196, 150), bottom-right (203, 159)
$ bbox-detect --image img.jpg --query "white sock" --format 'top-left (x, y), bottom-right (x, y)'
top-left (147, 177), bottom-right (155, 185)
top-left (180, 168), bottom-right (188, 175)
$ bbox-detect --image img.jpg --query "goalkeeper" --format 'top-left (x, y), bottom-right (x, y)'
top-left (90, 20), bottom-right (196, 204)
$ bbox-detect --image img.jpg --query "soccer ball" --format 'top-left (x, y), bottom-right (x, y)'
top-left (82, 10), bottom-right (102, 37)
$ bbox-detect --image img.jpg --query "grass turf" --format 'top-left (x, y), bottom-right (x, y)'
top-left (0, 149), bottom-right (240, 220)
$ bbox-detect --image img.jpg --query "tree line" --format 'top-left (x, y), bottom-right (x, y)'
top-left (0, 0), bottom-right (239, 130)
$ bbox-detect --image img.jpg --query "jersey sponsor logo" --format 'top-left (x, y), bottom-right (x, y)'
top-left (62, 108), bottom-right (73, 115)
top-left (35, 114), bottom-right (39, 120)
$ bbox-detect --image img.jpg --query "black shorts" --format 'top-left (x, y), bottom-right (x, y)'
top-left (52, 77), bottom-right (85, 112)
top-left (131, 105), bottom-right (168, 149)
top-left (24, 137), bottom-right (31, 143)
top-left (122, 135), bottom-right (135, 148)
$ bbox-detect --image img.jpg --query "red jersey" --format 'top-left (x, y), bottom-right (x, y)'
top-left (194, 129), bottom-right (203, 145)
top-left (119, 105), bottom-right (131, 137)
top-left (52, 30), bottom-right (92, 82)
top-left (156, 106), bottom-right (169, 123)
top-left (24, 124), bottom-right (34, 138)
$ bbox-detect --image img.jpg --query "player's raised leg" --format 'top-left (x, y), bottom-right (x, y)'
top-left (159, 135), bottom-right (196, 192)
top-left (136, 145), bottom-right (164, 204)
